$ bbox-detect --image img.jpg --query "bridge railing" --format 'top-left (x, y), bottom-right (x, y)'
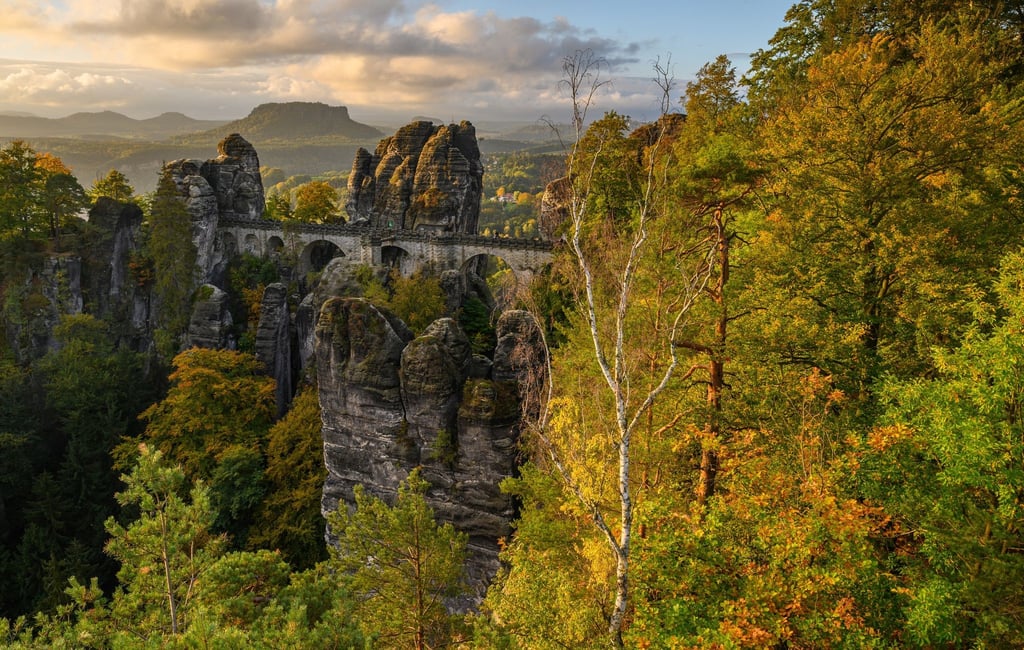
top-left (218, 217), bottom-right (556, 253)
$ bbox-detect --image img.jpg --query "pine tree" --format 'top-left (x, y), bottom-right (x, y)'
top-left (147, 169), bottom-right (197, 353)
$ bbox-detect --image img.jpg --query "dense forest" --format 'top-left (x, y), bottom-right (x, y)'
top-left (4, 0), bottom-right (1024, 647)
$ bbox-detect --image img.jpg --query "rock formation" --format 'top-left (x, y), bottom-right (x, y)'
top-left (84, 197), bottom-right (152, 349)
top-left (346, 121), bottom-right (483, 233)
top-left (254, 282), bottom-right (292, 418)
top-left (186, 285), bottom-right (233, 350)
top-left (2, 256), bottom-right (84, 362)
top-left (165, 134), bottom-right (264, 283)
top-left (538, 176), bottom-right (571, 241)
top-left (1, 198), bottom-right (158, 360)
top-left (166, 133), bottom-right (264, 222)
top-left (315, 299), bottom-right (546, 603)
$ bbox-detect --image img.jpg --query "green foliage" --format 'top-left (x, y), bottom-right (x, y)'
top-left (860, 252), bottom-right (1024, 646)
top-left (103, 445), bottom-right (226, 637)
top-left (147, 169), bottom-right (197, 350)
top-left (263, 190), bottom-right (292, 221)
top-left (136, 348), bottom-right (275, 549)
top-left (87, 169), bottom-right (135, 204)
top-left (248, 386), bottom-right (328, 569)
top-left (0, 141), bottom-right (43, 240)
top-left (385, 269), bottom-right (447, 334)
top-left (197, 549), bottom-right (291, 629)
top-left (354, 265), bottom-right (446, 334)
top-left (39, 172), bottom-right (86, 246)
top-left (459, 295), bottom-right (495, 355)
top-left (354, 264), bottom-right (389, 304)
top-left (138, 348), bottom-right (276, 478)
top-left (209, 445), bottom-right (267, 546)
top-left (429, 428), bottom-right (457, 467)
top-left (227, 253), bottom-right (280, 352)
top-left (484, 465), bottom-right (610, 649)
top-left (328, 469), bottom-right (469, 648)
top-left (753, 19), bottom-right (1024, 395)
top-left (292, 180), bottom-right (340, 224)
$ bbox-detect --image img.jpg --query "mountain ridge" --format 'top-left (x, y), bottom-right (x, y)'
top-left (0, 110), bottom-right (228, 139)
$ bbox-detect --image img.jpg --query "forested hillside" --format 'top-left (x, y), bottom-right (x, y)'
top-left (3, 0), bottom-right (1024, 647)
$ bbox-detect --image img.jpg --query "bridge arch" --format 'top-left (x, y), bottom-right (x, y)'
top-left (462, 253), bottom-right (519, 310)
top-left (381, 245), bottom-right (415, 276)
top-left (219, 231), bottom-right (238, 258)
top-left (267, 235), bottom-right (284, 259)
top-left (243, 233), bottom-right (261, 256)
top-left (298, 239), bottom-right (344, 278)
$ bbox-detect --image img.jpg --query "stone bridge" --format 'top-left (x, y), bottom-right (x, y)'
top-left (217, 216), bottom-right (555, 285)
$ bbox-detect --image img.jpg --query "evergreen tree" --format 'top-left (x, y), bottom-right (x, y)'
top-left (248, 386), bottom-right (328, 569)
top-left (328, 470), bottom-right (469, 649)
top-left (88, 169), bottom-right (135, 204)
top-left (147, 169), bottom-right (197, 353)
top-left (104, 445), bottom-right (226, 639)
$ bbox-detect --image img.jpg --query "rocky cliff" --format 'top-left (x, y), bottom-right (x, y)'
top-left (315, 299), bottom-right (545, 603)
top-left (166, 134), bottom-right (264, 284)
top-left (2, 197), bottom-right (155, 361)
top-left (346, 121), bottom-right (483, 233)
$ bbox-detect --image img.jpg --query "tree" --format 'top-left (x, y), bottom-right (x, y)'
top-left (88, 169), bottom-right (134, 203)
top-left (385, 269), bottom-right (447, 334)
top-left (36, 314), bottom-right (151, 601)
top-left (683, 54), bottom-right (740, 131)
top-left (248, 385), bottom-right (328, 568)
top-left (292, 181), bottom-right (339, 223)
top-left (263, 191), bottom-right (292, 221)
top-left (860, 252), bottom-right (1024, 646)
top-left (672, 57), bottom-right (762, 508)
top-left (0, 141), bottom-right (42, 239)
top-left (518, 51), bottom-right (726, 646)
top-left (327, 470), bottom-right (468, 649)
top-left (755, 21), bottom-right (1024, 395)
top-left (137, 348), bottom-right (276, 544)
top-left (147, 169), bottom-right (197, 352)
top-left (103, 445), bottom-right (226, 638)
top-left (38, 171), bottom-right (86, 247)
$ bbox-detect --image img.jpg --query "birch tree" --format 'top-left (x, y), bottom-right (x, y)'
top-left (524, 50), bottom-right (723, 647)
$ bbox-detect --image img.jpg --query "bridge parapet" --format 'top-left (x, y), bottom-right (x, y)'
top-left (216, 217), bottom-right (555, 280)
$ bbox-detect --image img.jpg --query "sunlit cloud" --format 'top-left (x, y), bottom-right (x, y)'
top-left (0, 0), bottom-right (667, 121)
top-left (0, 65), bottom-right (135, 108)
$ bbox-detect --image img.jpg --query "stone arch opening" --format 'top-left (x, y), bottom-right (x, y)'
top-left (219, 231), bottom-right (238, 258)
top-left (298, 239), bottom-right (343, 277)
top-left (243, 233), bottom-right (261, 256)
top-left (267, 236), bottom-right (284, 259)
top-left (461, 253), bottom-right (518, 311)
top-left (381, 245), bottom-right (414, 277)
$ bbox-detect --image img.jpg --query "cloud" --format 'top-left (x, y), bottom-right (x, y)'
top-left (0, 65), bottom-right (135, 108)
top-left (0, 1), bottom-right (670, 121)
top-left (55, 1), bottom-right (639, 74)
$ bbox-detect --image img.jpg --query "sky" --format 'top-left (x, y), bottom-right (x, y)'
top-left (0, 0), bottom-right (796, 125)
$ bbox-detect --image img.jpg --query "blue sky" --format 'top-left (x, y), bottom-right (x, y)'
top-left (0, 0), bottom-right (796, 124)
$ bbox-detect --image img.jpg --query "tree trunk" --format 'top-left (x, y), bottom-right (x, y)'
top-left (697, 208), bottom-right (728, 509)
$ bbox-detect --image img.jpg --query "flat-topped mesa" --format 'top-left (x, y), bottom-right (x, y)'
top-left (346, 120), bottom-right (483, 234)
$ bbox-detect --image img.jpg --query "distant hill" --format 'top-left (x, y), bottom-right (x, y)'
top-left (184, 102), bottom-right (383, 143)
top-left (0, 111), bottom-right (228, 140)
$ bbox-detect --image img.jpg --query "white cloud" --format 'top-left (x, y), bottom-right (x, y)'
top-left (0, 66), bottom-right (135, 108)
top-left (0, 1), bottom-right (669, 121)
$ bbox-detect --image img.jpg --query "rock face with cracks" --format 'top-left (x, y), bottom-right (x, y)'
top-left (315, 299), bottom-right (546, 604)
top-left (346, 120), bottom-right (483, 233)
top-left (165, 133), bottom-right (264, 284)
